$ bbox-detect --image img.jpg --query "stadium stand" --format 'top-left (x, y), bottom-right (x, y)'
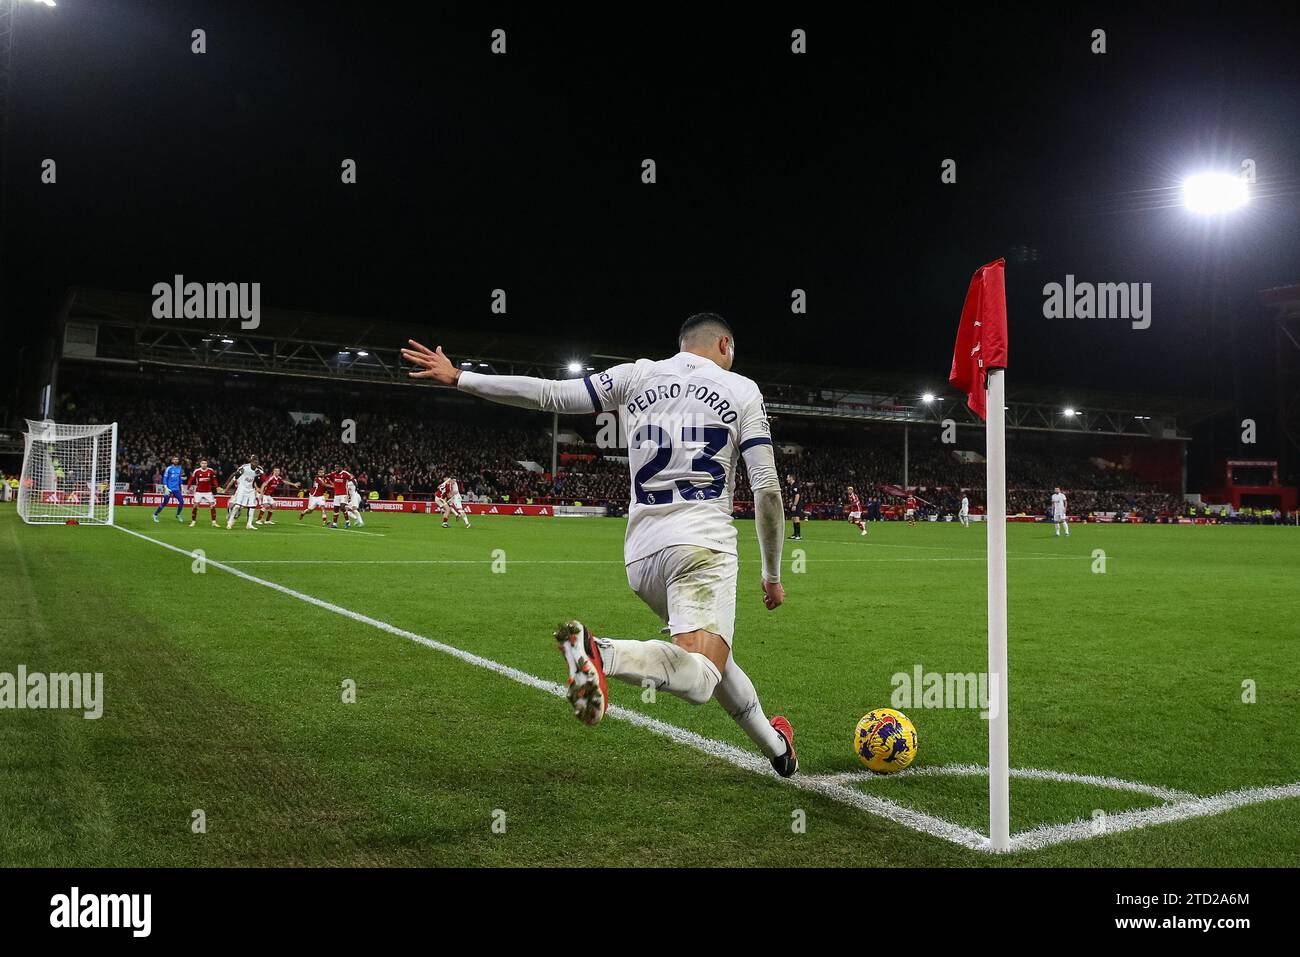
top-left (53, 367), bottom-right (1208, 521)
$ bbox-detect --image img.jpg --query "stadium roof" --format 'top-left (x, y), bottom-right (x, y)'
top-left (64, 288), bottom-right (1228, 438)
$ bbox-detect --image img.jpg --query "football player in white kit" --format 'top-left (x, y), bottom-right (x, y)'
top-left (436, 475), bottom-right (470, 528)
top-left (223, 456), bottom-right (263, 530)
top-left (345, 477), bottom-right (366, 527)
top-left (959, 492), bottom-right (971, 528)
top-left (402, 313), bottom-right (798, 777)
top-left (1051, 486), bottom-right (1070, 536)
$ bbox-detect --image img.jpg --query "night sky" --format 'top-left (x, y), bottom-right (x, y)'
top-left (3, 1), bottom-right (1299, 408)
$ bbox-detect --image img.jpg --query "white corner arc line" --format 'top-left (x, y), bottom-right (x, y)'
top-left (818, 763), bottom-right (1198, 803)
top-left (114, 525), bottom-right (1300, 855)
top-left (1009, 782), bottom-right (1300, 852)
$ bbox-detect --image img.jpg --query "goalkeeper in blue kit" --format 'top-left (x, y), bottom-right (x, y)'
top-left (153, 455), bottom-right (185, 523)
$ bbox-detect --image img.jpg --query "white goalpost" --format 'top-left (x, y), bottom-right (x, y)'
top-left (16, 420), bottom-right (119, 526)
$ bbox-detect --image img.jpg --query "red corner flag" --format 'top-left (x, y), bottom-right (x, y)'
top-left (948, 258), bottom-right (1008, 420)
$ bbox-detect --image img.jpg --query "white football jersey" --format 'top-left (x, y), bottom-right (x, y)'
top-left (960, 496), bottom-right (969, 513)
top-left (1051, 491), bottom-right (1067, 516)
top-left (587, 352), bottom-right (772, 565)
top-left (235, 464), bottom-right (261, 493)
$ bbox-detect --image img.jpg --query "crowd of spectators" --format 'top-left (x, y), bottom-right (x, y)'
top-left (53, 386), bottom-right (1226, 519)
top-left (63, 390), bottom-right (626, 507)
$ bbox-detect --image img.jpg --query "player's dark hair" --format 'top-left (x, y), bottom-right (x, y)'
top-left (678, 312), bottom-right (733, 349)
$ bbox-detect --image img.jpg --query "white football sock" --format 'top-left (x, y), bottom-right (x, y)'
top-left (595, 638), bottom-right (721, 705)
top-left (714, 654), bottom-right (785, 760)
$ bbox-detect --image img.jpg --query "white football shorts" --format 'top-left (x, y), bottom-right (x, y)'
top-left (233, 490), bottom-right (258, 508)
top-left (193, 492), bottom-right (215, 506)
top-left (848, 510), bottom-right (862, 521)
top-left (626, 545), bottom-right (738, 646)
top-left (308, 495), bottom-right (326, 509)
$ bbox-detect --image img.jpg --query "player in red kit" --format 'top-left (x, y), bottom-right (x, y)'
top-left (328, 463), bottom-right (354, 529)
top-left (905, 494), bottom-right (918, 527)
top-left (256, 467), bottom-right (300, 525)
top-left (188, 459), bottom-right (219, 527)
top-left (299, 467), bottom-right (332, 525)
top-left (846, 485), bottom-right (867, 536)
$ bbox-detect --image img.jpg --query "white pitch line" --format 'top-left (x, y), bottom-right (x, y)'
top-left (816, 763), bottom-right (1198, 803)
top-left (167, 524), bottom-right (388, 538)
top-left (810, 537), bottom-right (1076, 559)
top-left (218, 555), bottom-right (1080, 566)
top-left (222, 559), bottom-right (624, 565)
top-left (284, 523), bottom-right (387, 538)
top-left (1009, 781), bottom-right (1300, 852)
top-left (110, 524), bottom-right (1300, 855)
top-left (810, 538), bottom-right (986, 553)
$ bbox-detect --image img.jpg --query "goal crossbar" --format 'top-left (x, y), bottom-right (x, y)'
top-left (17, 420), bottom-right (119, 525)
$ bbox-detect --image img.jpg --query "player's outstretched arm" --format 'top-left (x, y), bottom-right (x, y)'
top-left (754, 487), bottom-right (785, 610)
top-left (403, 339), bottom-right (604, 414)
top-left (742, 440), bottom-right (785, 610)
top-left (401, 341), bottom-right (461, 384)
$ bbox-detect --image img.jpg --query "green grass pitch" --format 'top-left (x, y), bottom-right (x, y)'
top-left (1, 503), bottom-right (1298, 867)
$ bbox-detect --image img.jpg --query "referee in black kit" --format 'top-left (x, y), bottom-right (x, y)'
top-left (785, 473), bottom-right (803, 540)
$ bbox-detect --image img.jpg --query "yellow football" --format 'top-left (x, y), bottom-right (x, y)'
top-left (854, 708), bottom-right (919, 774)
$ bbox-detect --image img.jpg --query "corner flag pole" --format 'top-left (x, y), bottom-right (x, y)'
top-left (948, 257), bottom-right (1010, 852)
top-left (985, 367), bottom-right (1010, 851)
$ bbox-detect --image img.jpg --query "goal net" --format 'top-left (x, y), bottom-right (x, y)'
top-left (17, 420), bottom-right (119, 525)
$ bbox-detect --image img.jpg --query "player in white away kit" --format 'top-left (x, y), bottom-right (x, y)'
top-left (345, 478), bottom-right (366, 527)
top-left (959, 493), bottom-right (971, 528)
top-left (402, 313), bottom-right (798, 777)
top-left (436, 476), bottom-right (470, 528)
top-left (1051, 486), bottom-right (1070, 537)
top-left (223, 456), bottom-right (263, 530)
